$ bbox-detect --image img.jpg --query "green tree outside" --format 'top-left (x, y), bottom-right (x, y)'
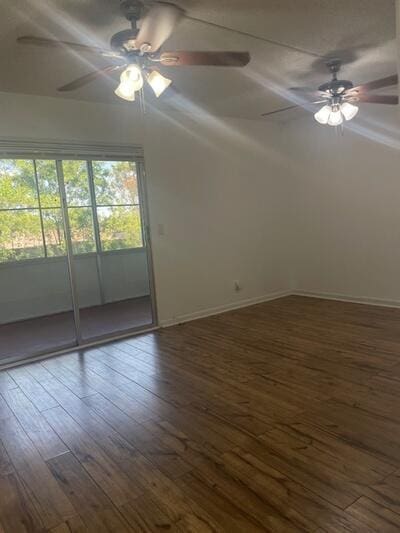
top-left (0, 159), bottom-right (143, 263)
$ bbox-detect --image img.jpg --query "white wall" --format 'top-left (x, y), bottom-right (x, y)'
top-left (288, 108), bottom-right (400, 304)
top-left (144, 111), bottom-right (293, 324)
top-left (0, 91), bottom-right (293, 325)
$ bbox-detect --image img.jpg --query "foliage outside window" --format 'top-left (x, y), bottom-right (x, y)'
top-left (0, 158), bottom-right (143, 264)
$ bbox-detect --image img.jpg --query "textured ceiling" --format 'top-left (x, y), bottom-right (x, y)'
top-left (0, 0), bottom-right (397, 118)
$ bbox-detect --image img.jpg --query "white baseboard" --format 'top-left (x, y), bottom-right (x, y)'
top-left (159, 289), bottom-right (292, 327)
top-left (159, 288), bottom-right (400, 329)
top-left (293, 289), bottom-right (400, 309)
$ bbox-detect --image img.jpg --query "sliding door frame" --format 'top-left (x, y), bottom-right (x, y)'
top-left (137, 160), bottom-right (159, 330)
top-left (56, 156), bottom-right (158, 346)
top-left (0, 142), bottom-right (158, 366)
top-left (56, 159), bottom-right (83, 344)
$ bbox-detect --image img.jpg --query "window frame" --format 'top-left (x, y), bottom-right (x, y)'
top-left (0, 156), bottom-right (145, 266)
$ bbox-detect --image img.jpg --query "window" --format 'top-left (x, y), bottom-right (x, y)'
top-left (0, 158), bottom-right (144, 264)
top-left (62, 160), bottom-right (96, 255)
top-left (36, 160), bottom-right (66, 258)
top-left (0, 159), bottom-right (44, 262)
top-left (92, 161), bottom-right (143, 251)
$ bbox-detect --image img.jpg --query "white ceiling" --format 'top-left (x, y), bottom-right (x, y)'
top-left (1, 0), bottom-right (397, 119)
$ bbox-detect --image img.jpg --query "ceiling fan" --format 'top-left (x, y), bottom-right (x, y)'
top-left (17, 0), bottom-right (250, 102)
top-left (262, 60), bottom-right (398, 126)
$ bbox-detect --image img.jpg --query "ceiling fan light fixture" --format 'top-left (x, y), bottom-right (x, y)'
top-left (340, 101), bottom-right (359, 121)
top-left (314, 105), bottom-right (332, 124)
top-left (146, 69), bottom-right (172, 97)
top-left (114, 64), bottom-right (143, 101)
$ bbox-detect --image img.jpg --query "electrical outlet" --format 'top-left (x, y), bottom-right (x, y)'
top-left (234, 280), bottom-right (241, 292)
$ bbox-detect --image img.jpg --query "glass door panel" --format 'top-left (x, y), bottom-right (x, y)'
top-left (64, 160), bottom-right (154, 342)
top-left (0, 159), bottom-right (78, 364)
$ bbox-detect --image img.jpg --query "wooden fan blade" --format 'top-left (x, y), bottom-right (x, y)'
top-left (262, 100), bottom-right (326, 117)
top-left (262, 105), bottom-right (299, 117)
top-left (17, 35), bottom-right (121, 59)
top-left (136, 3), bottom-right (184, 53)
top-left (289, 87), bottom-right (330, 100)
top-left (58, 64), bottom-right (124, 92)
top-left (353, 94), bottom-right (399, 105)
top-left (350, 74), bottom-right (398, 94)
top-left (160, 51), bottom-right (250, 67)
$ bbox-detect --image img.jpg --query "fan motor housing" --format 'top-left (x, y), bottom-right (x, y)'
top-left (319, 79), bottom-right (354, 95)
top-left (110, 29), bottom-right (140, 51)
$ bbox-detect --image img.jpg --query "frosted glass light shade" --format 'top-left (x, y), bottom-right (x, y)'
top-left (147, 70), bottom-right (172, 97)
top-left (340, 101), bottom-right (359, 121)
top-left (114, 64), bottom-right (143, 101)
top-left (314, 105), bottom-right (332, 124)
top-left (327, 108), bottom-right (343, 126)
top-left (115, 82), bottom-right (136, 101)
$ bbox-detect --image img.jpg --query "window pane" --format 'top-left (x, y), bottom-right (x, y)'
top-left (98, 206), bottom-right (143, 251)
top-left (42, 208), bottom-right (66, 257)
top-left (0, 210), bottom-right (44, 262)
top-left (68, 207), bottom-right (96, 254)
top-left (36, 160), bottom-right (61, 207)
top-left (93, 161), bottom-right (139, 205)
top-left (63, 160), bottom-right (91, 206)
top-left (0, 159), bottom-right (38, 209)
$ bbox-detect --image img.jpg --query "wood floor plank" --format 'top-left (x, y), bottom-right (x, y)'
top-left (119, 495), bottom-right (182, 532)
top-left (253, 429), bottom-right (363, 509)
top-left (345, 496), bottom-right (400, 532)
top-left (136, 455), bottom-right (226, 531)
top-left (7, 367), bottom-right (59, 412)
top-left (362, 470), bottom-right (400, 515)
top-left (42, 353), bottom-right (158, 423)
top-left (0, 415), bottom-right (76, 529)
top-left (0, 371), bottom-right (18, 392)
top-left (0, 439), bottom-right (13, 477)
top-left (41, 359), bottom-right (97, 399)
top-left (271, 422), bottom-right (394, 484)
top-left (83, 393), bottom-right (192, 479)
top-left (42, 406), bottom-right (138, 507)
top-left (176, 472), bottom-right (267, 532)
top-left (0, 395), bottom-right (14, 421)
top-left (54, 349), bottom-right (172, 419)
top-left (218, 447), bottom-right (373, 532)
top-left (1, 388), bottom-right (69, 461)
top-left (47, 452), bottom-right (133, 532)
top-left (49, 515), bottom-right (87, 532)
top-left (0, 472), bottom-right (45, 532)
top-left (299, 398), bottom-right (400, 466)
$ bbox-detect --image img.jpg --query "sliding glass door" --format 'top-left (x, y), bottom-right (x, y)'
top-left (0, 159), bottom-right (78, 364)
top-left (0, 153), bottom-right (155, 364)
top-left (61, 159), bottom-right (153, 342)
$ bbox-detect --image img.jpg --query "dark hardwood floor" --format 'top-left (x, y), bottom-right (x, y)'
top-left (1, 295), bottom-right (400, 531)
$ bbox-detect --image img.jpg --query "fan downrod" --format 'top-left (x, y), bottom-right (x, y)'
top-left (111, 0), bottom-right (144, 51)
top-left (120, 0), bottom-right (144, 26)
top-left (318, 59), bottom-right (353, 95)
top-left (326, 59), bottom-right (341, 80)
